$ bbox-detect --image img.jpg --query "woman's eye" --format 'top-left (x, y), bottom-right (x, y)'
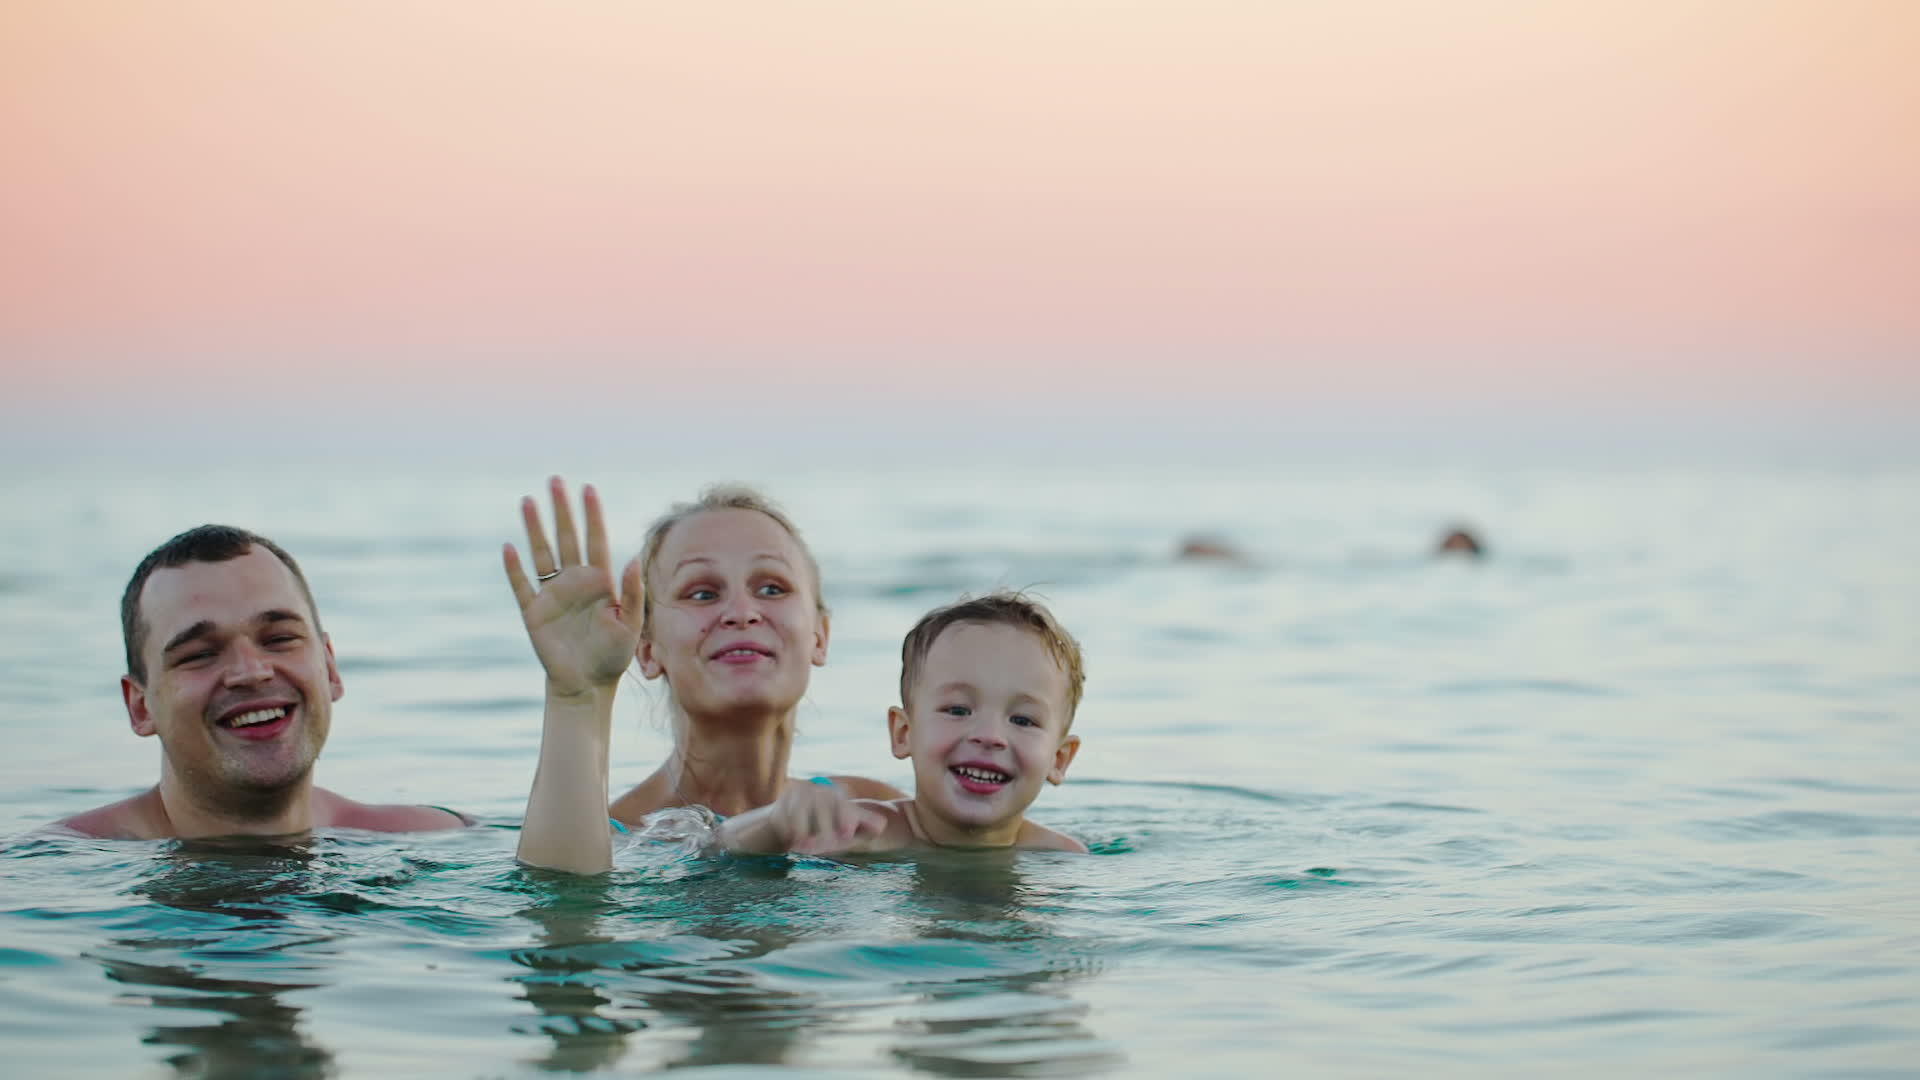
top-left (756, 582), bottom-right (788, 598)
top-left (686, 587), bottom-right (718, 602)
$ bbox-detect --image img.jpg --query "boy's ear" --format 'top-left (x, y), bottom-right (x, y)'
top-left (887, 705), bottom-right (912, 760)
top-left (636, 638), bottom-right (664, 680)
top-left (123, 676), bottom-right (156, 738)
top-left (1045, 733), bottom-right (1082, 785)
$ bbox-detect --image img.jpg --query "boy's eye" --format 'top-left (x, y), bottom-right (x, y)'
top-left (940, 705), bottom-right (971, 718)
top-left (1010, 714), bottom-right (1039, 728)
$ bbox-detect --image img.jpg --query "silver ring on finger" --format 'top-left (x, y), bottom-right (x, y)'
top-left (536, 569), bottom-right (562, 582)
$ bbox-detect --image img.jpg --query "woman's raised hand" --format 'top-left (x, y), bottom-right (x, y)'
top-left (503, 477), bottom-right (646, 699)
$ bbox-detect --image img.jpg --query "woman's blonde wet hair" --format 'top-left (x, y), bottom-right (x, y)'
top-left (636, 484), bottom-right (827, 640)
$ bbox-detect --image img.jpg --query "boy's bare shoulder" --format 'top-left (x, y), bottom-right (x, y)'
top-left (1015, 819), bottom-right (1089, 854)
top-left (849, 797), bottom-right (918, 851)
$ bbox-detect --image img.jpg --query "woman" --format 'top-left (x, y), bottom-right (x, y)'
top-left (505, 477), bottom-right (903, 872)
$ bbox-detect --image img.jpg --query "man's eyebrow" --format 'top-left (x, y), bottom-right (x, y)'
top-left (256, 609), bottom-right (308, 627)
top-left (161, 621), bottom-right (216, 655)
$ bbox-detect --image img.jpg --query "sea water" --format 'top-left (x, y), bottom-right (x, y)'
top-left (1, 458), bottom-right (1915, 1077)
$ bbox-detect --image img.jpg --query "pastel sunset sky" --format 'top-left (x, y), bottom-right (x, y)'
top-left (4, 2), bottom-right (1914, 459)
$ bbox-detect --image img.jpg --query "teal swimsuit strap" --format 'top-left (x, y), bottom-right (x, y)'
top-left (610, 818), bottom-right (630, 835)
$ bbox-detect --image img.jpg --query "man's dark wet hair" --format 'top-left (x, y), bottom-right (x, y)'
top-left (121, 525), bottom-right (321, 684)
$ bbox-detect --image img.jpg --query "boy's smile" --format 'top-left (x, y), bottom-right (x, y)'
top-left (889, 621), bottom-right (1080, 846)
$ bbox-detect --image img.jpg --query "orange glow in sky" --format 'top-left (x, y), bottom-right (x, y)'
top-left (3, 2), bottom-right (1915, 421)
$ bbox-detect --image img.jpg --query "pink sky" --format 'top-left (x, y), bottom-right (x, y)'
top-left (3, 2), bottom-right (1915, 431)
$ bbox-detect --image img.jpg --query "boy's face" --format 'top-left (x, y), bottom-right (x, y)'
top-left (888, 621), bottom-right (1081, 836)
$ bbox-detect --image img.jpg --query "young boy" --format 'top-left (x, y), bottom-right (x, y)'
top-left (718, 591), bottom-right (1087, 855)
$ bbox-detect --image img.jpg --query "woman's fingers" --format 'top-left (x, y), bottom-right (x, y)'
top-left (520, 496), bottom-right (557, 579)
top-left (853, 805), bottom-right (887, 839)
top-left (583, 484), bottom-right (610, 570)
top-left (833, 798), bottom-right (860, 838)
top-left (502, 544), bottom-right (537, 611)
top-left (618, 556), bottom-right (647, 633)
top-left (549, 476), bottom-right (582, 569)
top-left (809, 794), bottom-right (832, 840)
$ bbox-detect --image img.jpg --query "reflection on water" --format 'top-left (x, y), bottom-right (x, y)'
top-left (509, 876), bottom-right (641, 1073)
top-left (497, 845), bottom-right (1121, 1075)
top-left (889, 851), bottom-right (1121, 1077)
top-left (101, 957), bottom-right (332, 1080)
top-left (97, 840), bottom-right (337, 1079)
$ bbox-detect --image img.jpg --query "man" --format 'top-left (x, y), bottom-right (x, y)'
top-left (54, 525), bottom-right (468, 838)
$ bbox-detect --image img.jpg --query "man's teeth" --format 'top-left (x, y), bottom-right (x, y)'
top-left (227, 707), bottom-right (288, 728)
top-left (953, 766), bottom-right (1010, 783)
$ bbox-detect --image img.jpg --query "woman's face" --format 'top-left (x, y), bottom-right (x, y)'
top-left (639, 508), bottom-right (828, 723)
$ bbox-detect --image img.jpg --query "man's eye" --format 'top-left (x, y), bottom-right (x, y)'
top-left (177, 651), bottom-right (215, 666)
top-left (265, 635), bottom-right (300, 647)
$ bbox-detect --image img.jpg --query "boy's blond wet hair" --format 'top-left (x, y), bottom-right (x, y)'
top-left (636, 484), bottom-right (827, 638)
top-left (898, 591), bottom-right (1085, 721)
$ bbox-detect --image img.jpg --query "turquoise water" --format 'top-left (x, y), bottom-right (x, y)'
top-left (2, 460), bottom-right (1916, 1076)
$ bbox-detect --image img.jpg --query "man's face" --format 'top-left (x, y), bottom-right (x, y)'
top-left (125, 547), bottom-right (342, 800)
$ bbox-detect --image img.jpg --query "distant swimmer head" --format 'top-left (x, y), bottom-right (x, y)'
top-left (1175, 534), bottom-right (1250, 564)
top-left (1435, 527), bottom-right (1484, 558)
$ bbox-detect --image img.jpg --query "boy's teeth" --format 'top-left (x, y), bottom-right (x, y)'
top-left (954, 766), bottom-right (1009, 783)
top-left (228, 707), bottom-right (287, 728)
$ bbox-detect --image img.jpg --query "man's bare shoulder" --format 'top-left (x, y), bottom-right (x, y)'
top-left (1015, 819), bottom-right (1089, 854)
top-left (315, 790), bottom-right (471, 832)
top-left (50, 789), bottom-right (171, 840)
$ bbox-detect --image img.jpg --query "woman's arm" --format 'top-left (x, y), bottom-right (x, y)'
top-left (826, 774), bottom-right (909, 801)
top-left (717, 784), bottom-right (898, 855)
top-left (504, 479), bottom-right (646, 873)
top-left (516, 687), bottom-right (617, 871)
